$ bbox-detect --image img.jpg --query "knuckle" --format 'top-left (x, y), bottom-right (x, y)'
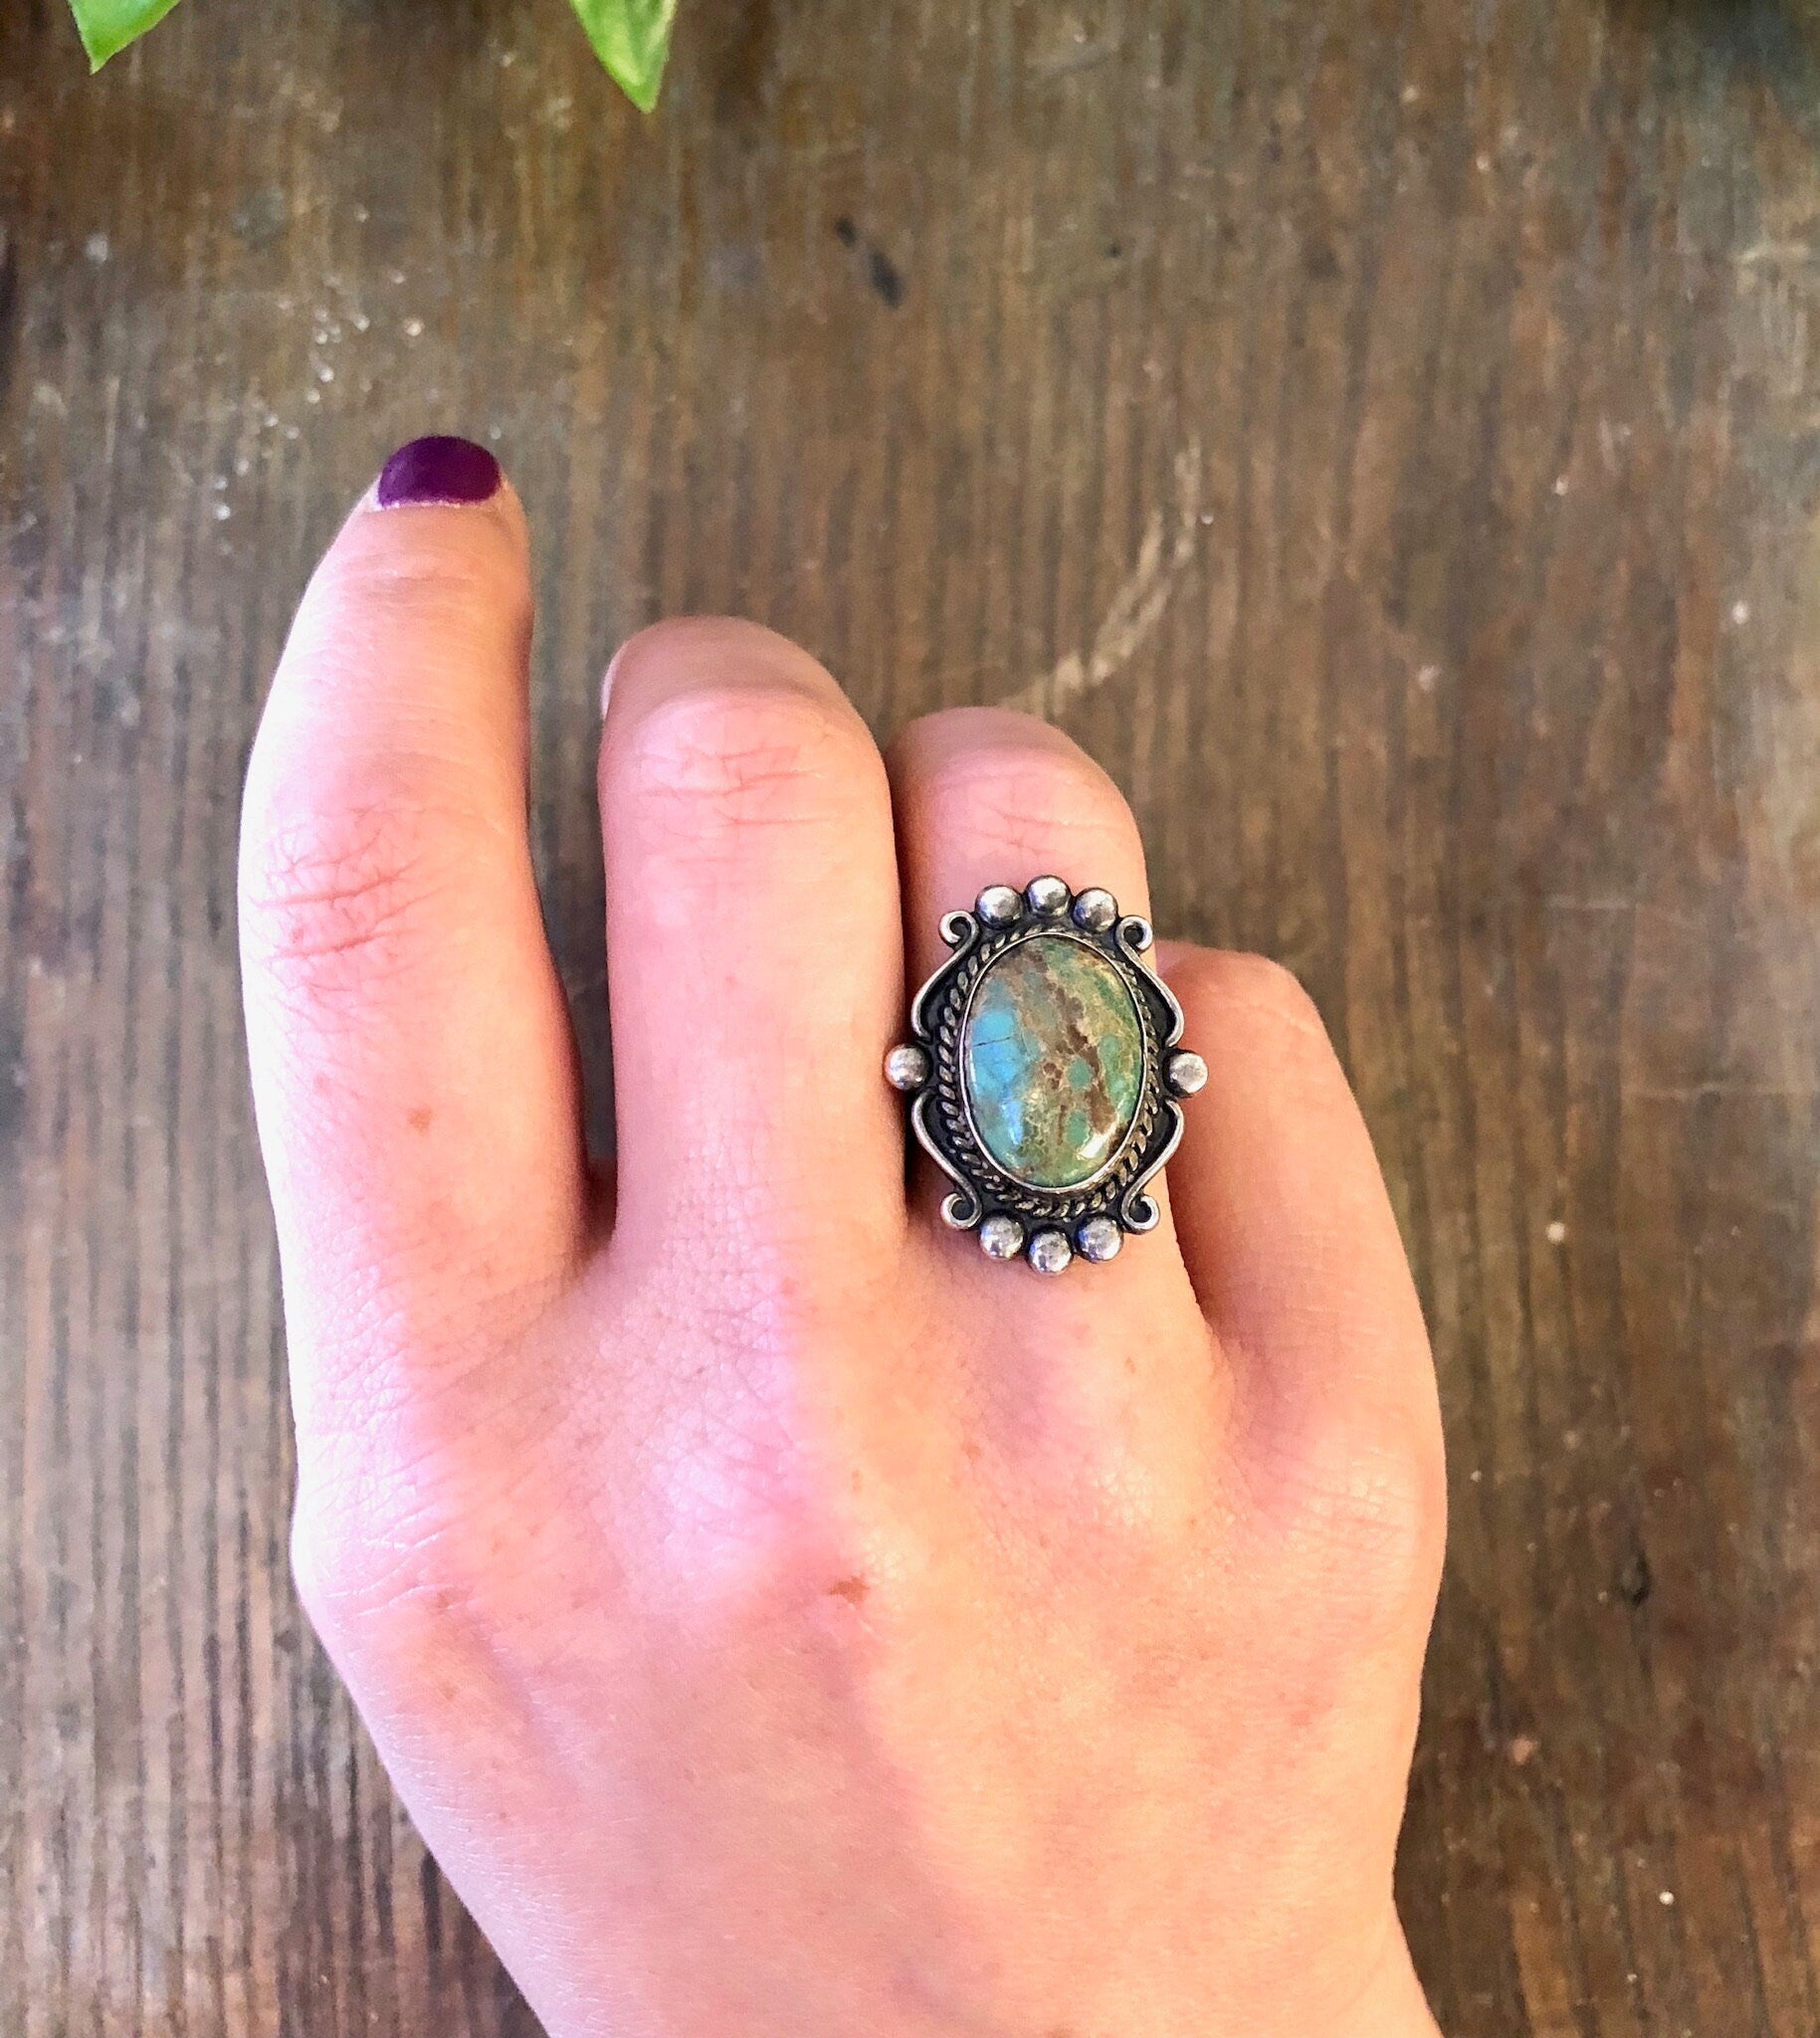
top-left (929, 743), bottom-right (1135, 868)
top-left (315, 527), bottom-right (529, 639)
top-left (1259, 1422), bottom-right (1447, 1651)
top-left (621, 684), bottom-right (875, 846)
top-left (613, 614), bottom-right (800, 679)
top-left (290, 1470), bottom-right (484, 1667)
top-left (290, 1488), bottom-right (400, 1647)
top-left (1170, 949), bottom-right (1339, 1104)
top-left (240, 795), bottom-right (472, 1013)
top-left (1207, 951), bottom-right (1328, 1040)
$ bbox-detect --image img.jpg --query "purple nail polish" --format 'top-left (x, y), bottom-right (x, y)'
top-left (376, 436), bottom-right (503, 509)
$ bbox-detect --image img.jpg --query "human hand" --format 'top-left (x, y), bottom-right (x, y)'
top-left (239, 437), bottom-right (1446, 2038)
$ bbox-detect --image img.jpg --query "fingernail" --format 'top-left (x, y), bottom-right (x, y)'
top-left (375, 436), bottom-right (503, 509)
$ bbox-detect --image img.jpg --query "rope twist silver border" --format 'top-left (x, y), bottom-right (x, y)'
top-left (885, 877), bottom-right (1207, 1275)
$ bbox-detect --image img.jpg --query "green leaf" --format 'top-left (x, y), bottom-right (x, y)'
top-left (71, 0), bottom-right (676, 104)
top-left (566, 0), bottom-right (676, 109)
top-left (68, 0), bottom-right (184, 68)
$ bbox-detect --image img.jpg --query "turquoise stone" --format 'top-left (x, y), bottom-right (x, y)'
top-left (962, 935), bottom-right (1143, 1188)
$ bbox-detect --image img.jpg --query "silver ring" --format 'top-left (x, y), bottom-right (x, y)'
top-left (885, 877), bottom-right (1207, 1275)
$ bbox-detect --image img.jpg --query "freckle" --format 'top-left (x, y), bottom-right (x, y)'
top-left (1124, 1355), bottom-right (1136, 1374)
top-left (828, 1575), bottom-right (869, 1604)
top-left (408, 1106), bottom-right (433, 1133)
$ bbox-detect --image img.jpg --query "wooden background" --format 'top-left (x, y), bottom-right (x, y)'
top-left (5, 0), bottom-right (1820, 2029)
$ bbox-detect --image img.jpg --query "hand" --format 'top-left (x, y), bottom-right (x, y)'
top-left (239, 437), bottom-right (1446, 2038)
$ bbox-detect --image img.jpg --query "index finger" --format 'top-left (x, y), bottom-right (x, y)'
top-left (240, 440), bottom-right (589, 1450)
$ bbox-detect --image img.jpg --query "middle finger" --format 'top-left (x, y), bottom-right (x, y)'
top-left (598, 619), bottom-right (907, 1264)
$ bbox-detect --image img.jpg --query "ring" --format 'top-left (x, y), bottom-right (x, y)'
top-left (885, 877), bottom-right (1207, 1274)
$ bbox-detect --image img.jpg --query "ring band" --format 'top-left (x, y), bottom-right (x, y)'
top-left (886, 877), bottom-right (1206, 1274)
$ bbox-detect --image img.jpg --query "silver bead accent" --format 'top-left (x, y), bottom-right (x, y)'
top-left (1072, 888), bottom-right (1117, 931)
top-left (1166, 1049), bottom-right (1209, 1097)
top-left (1076, 1215), bottom-right (1123, 1262)
top-left (884, 1043), bottom-right (932, 1092)
top-left (1026, 875), bottom-right (1071, 917)
top-left (1027, 1228), bottom-right (1073, 1276)
top-left (977, 884), bottom-right (1024, 927)
top-left (978, 1214), bottom-right (1025, 1260)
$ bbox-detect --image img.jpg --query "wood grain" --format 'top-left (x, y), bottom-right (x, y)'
top-left (5, 0), bottom-right (1820, 2029)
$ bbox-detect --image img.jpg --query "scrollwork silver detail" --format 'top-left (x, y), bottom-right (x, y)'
top-left (886, 881), bottom-right (1201, 1271)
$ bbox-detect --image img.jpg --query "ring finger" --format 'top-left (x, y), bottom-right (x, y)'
top-left (885, 708), bottom-right (1199, 1307)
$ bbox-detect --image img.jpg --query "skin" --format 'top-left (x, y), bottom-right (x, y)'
top-left (238, 465), bottom-right (1447, 2038)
